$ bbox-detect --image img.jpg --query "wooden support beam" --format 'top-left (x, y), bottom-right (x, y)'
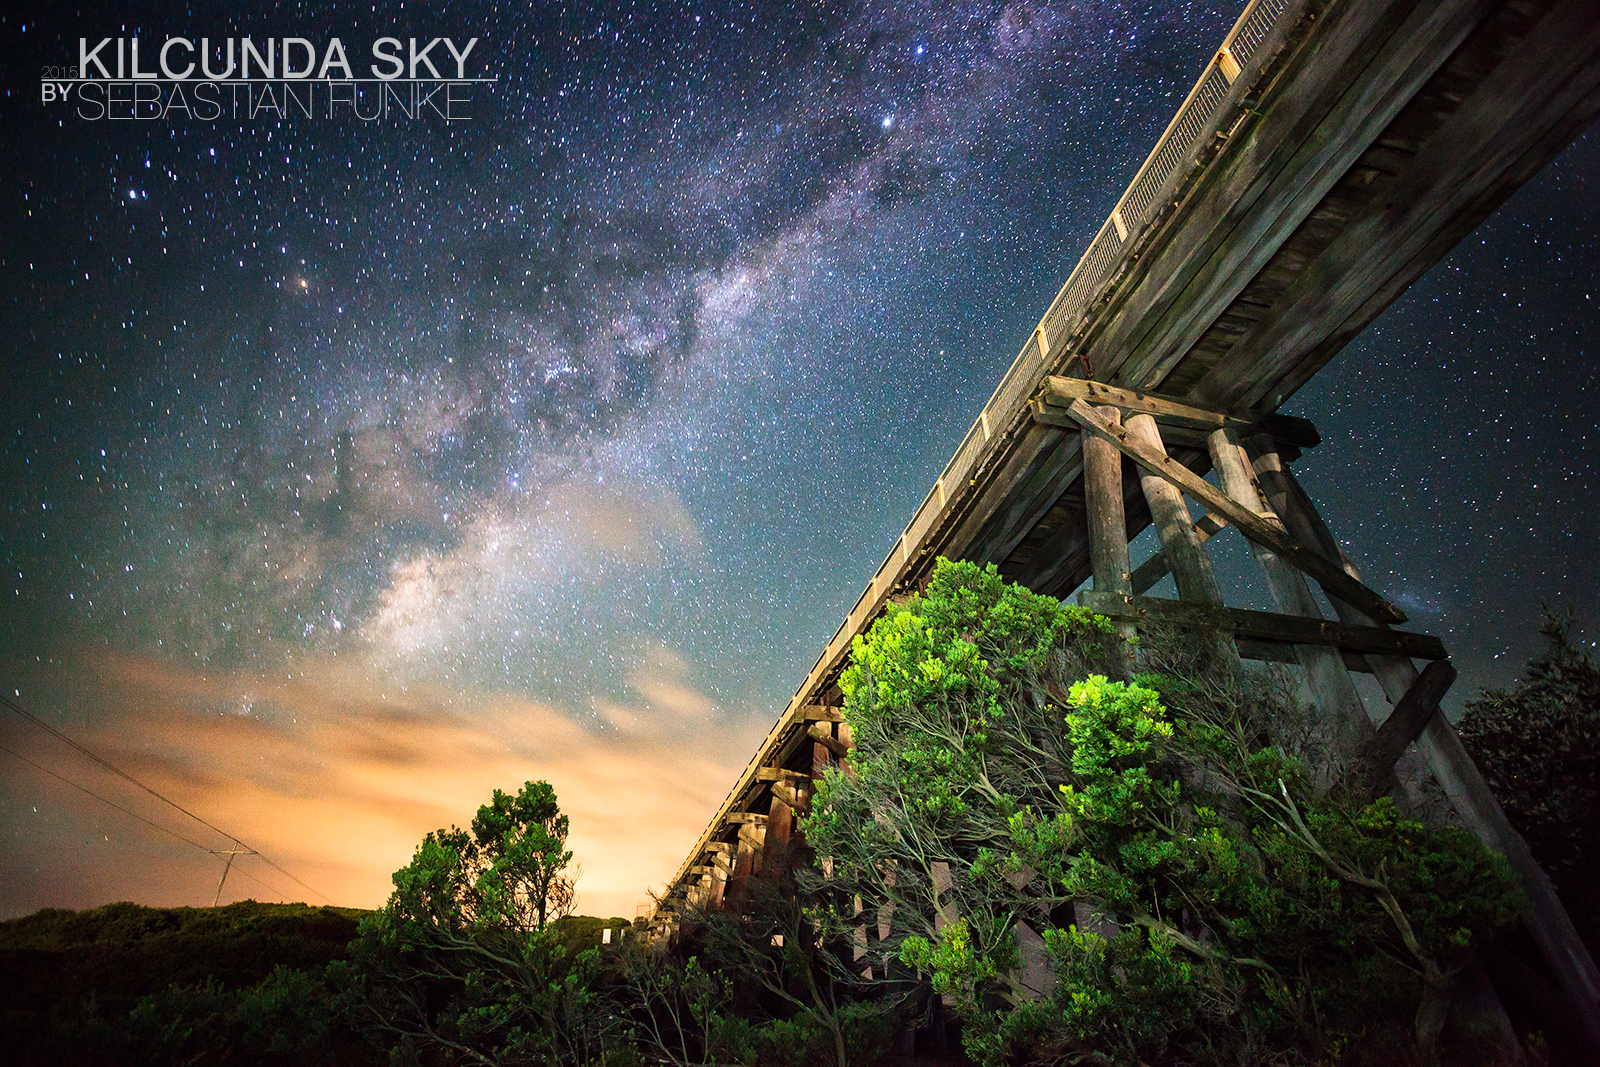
top-left (797, 705), bottom-right (845, 723)
top-left (1236, 637), bottom-right (1375, 674)
top-left (1249, 443), bottom-right (1600, 1036)
top-left (1347, 660), bottom-right (1456, 802)
top-left (808, 722), bottom-right (852, 759)
top-left (1210, 425), bottom-right (1378, 770)
top-left (756, 767), bottom-right (810, 782)
top-left (1083, 407), bottom-right (1135, 675)
top-left (1039, 376), bottom-right (1319, 447)
top-left (1077, 590), bottom-right (1446, 660)
top-left (1129, 511), bottom-right (1230, 594)
top-left (1122, 413), bottom-right (1228, 608)
top-left (771, 780), bottom-right (810, 813)
top-left (722, 812), bottom-right (768, 826)
top-left (1069, 399), bottom-right (1406, 623)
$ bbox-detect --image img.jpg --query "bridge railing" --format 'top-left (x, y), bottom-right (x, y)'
top-left (659, 0), bottom-right (1306, 912)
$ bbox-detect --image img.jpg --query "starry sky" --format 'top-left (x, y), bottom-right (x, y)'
top-left (1, 1), bottom-right (1595, 920)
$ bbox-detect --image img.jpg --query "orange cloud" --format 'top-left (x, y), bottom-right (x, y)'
top-left (0, 645), bottom-right (763, 922)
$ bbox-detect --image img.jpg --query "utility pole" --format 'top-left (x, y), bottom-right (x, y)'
top-left (209, 845), bottom-right (257, 907)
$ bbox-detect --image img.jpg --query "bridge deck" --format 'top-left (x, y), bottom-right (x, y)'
top-left (659, 0), bottom-right (1600, 910)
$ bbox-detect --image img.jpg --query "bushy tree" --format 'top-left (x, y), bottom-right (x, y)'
top-left (346, 780), bottom-right (614, 1065)
top-left (804, 559), bottom-right (1522, 1067)
top-left (1460, 612), bottom-right (1600, 951)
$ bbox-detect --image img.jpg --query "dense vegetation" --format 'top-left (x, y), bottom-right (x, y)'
top-left (1458, 612), bottom-right (1600, 956)
top-left (803, 560), bottom-right (1521, 1066)
top-left (7, 564), bottom-right (1596, 1065)
top-left (0, 899), bottom-right (372, 1066)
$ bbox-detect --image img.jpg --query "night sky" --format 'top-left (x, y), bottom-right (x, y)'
top-left (1, 1), bottom-right (1595, 920)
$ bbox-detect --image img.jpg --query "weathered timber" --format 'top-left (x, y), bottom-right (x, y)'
top-left (1071, 399), bottom-right (1406, 623)
top-left (1347, 659), bottom-right (1456, 802)
top-left (1129, 511), bottom-right (1230, 594)
top-left (771, 780), bottom-right (810, 813)
top-left (723, 812), bottom-right (768, 825)
top-left (808, 722), bottom-right (852, 759)
top-left (1101, 0), bottom-right (1499, 392)
top-left (756, 767), bottom-right (810, 782)
top-left (1040, 376), bottom-right (1319, 446)
top-left (798, 705), bottom-right (845, 722)
top-left (1235, 637), bottom-right (1375, 673)
top-left (1252, 445), bottom-right (1600, 1037)
top-left (1194, 0), bottom-right (1600, 412)
top-left (1077, 590), bottom-right (1447, 660)
top-left (1083, 408), bottom-right (1135, 674)
top-left (945, 424), bottom-right (1074, 564)
top-left (1122, 412), bottom-right (1227, 608)
top-left (1209, 425), bottom-right (1378, 767)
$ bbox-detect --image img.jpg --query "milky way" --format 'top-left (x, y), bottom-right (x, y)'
top-left (1, 1), bottom-right (1596, 917)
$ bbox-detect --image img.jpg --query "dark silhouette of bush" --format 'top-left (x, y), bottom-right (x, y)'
top-left (0, 900), bottom-right (373, 1066)
top-left (1460, 612), bottom-right (1600, 954)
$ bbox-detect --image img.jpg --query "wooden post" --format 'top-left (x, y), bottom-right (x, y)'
top-left (1121, 412), bottom-right (1234, 664)
top-left (1208, 426), bottom-right (1377, 770)
top-left (1124, 413), bottom-right (1225, 605)
top-left (1083, 408), bottom-right (1135, 675)
top-left (1247, 436), bottom-right (1600, 1044)
top-left (729, 817), bottom-right (765, 900)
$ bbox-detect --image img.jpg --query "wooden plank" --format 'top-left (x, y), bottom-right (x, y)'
top-left (1194, 0), bottom-right (1600, 413)
top-left (954, 426), bottom-right (1085, 565)
top-left (1348, 659), bottom-right (1455, 801)
top-left (1122, 413), bottom-right (1227, 609)
top-left (1068, 399), bottom-right (1406, 623)
top-left (1236, 637), bottom-right (1375, 673)
top-left (798, 705), bottom-right (845, 723)
top-left (942, 424), bottom-right (1072, 564)
top-left (1210, 425), bottom-right (1378, 767)
top-left (756, 766), bottom-right (810, 782)
top-left (722, 812), bottom-right (768, 825)
top-left (1128, 511), bottom-right (1230, 594)
top-left (1098, 0), bottom-right (1497, 392)
top-left (1077, 589), bottom-right (1446, 660)
top-left (1040, 376), bottom-right (1319, 447)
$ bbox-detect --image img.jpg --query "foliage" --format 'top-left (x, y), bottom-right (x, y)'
top-left (1459, 611), bottom-right (1600, 951)
top-left (804, 557), bottom-right (1523, 1067)
top-left (346, 779), bottom-right (619, 1065)
top-left (0, 901), bottom-right (375, 1067)
top-left (386, 779), bottom-right (576, 940)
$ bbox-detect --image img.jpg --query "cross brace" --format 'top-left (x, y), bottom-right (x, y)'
top-left (1077, 590), bottom-right (1446, 660)
top-left (1056, 397), bottom-right (1405, 623)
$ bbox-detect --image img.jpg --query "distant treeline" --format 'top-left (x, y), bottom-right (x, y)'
top-left (0, 900), bottom-right (629, 1066)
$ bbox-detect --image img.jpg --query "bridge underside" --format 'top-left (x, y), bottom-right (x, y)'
top-left (656, 0), bottom-right (1600, 1022)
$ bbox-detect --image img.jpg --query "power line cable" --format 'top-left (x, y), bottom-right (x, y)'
top-left (0, 743), bottom-right (301, 904)
top-left (1, 742), bottom-right (214, 851)
top-left (1, 693), bottom-right (337, 905)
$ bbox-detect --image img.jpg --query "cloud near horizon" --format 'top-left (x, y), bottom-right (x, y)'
top-left (0, 637), bottom-right (764, 921)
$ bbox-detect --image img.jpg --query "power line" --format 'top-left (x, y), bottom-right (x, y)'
top-left (1, 742), bottom-right (300, 903)
top-left (1, 742), bottom-right (214, 851)
top-left (1, 693), bottom-right (337, 906)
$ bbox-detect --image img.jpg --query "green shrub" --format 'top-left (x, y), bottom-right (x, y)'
top-left (805, 558), bottom-right (1522, 1067)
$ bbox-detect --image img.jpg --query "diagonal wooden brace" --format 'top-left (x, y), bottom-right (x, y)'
top-left (1065, 398), bottom-right (1405, 623)
top-left (1346, 659), bottom-right (1456, 801)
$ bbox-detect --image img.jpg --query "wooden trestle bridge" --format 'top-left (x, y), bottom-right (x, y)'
top-left (651, 0), bottom-right (1600, 1040)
